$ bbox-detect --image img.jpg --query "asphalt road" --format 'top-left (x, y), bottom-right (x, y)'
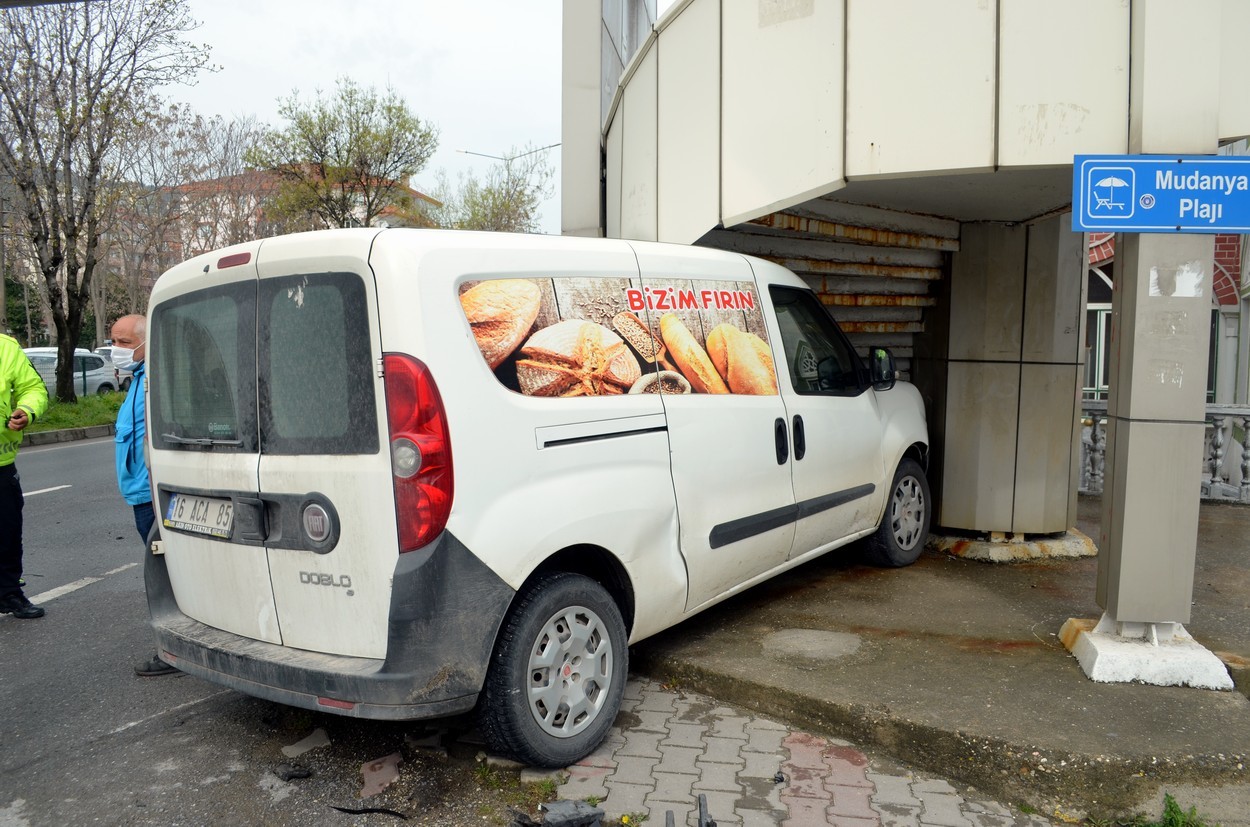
top-left (2, 438), bottom-right (494, 827)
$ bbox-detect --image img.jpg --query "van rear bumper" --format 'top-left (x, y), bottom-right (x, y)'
top-left (144, 531), bottom-right (516, 720)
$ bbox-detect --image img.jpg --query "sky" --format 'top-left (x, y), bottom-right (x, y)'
top-left (173, 1), bottom-right (566, 234)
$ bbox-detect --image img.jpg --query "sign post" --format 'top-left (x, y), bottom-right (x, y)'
top-left (1072, 154), bottom-right (1250, 233)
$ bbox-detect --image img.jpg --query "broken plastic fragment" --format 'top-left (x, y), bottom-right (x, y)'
top-left (275, 763), bottom-right (311, 782)
top-left (281, 727), bottom-right (330, 758)
top-left (359, 751), bottom-right (403, 797)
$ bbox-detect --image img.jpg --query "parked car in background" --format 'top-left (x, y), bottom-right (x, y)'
top-left (23, 347), bottom-right (117, 396)
top-left (95, 345), bottom-right (133, 390)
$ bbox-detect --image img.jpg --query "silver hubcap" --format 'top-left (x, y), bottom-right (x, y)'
top-left (527, 605), bottom-right (614, 738)
top-left (890, 475), bottom-right (926, 550)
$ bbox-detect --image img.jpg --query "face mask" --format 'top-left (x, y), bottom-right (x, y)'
top-left (112, 346), bottom-right (140, 371)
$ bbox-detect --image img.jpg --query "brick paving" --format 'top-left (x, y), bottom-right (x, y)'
top-left (555, 678), bottom-right (1056, 827)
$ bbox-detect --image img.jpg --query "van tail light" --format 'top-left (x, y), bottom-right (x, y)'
top-left (383, 354), bottom-right (454, 552)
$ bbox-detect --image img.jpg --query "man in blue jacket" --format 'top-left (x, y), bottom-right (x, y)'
top-left (1, 333), bottom-right (49, 619)
top-left (111, 314), bottom-right (177, 676)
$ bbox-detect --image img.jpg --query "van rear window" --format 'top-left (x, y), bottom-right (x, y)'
top-left (150, 272), bottom-right (377, 456)
top-left (258, 272), bottom-right (378, 455)
top-left (150, 283), bottom-right (258, 452)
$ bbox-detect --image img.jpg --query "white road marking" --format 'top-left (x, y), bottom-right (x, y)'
top-left (110, 691), bottom-right (233, 735)
top-left (28, 563), bottom-right (139, 606)
top-left (23, 484), bottom-right (72, 497)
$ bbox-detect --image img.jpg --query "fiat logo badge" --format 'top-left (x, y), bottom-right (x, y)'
top-left (302, 503), bottom-right (331, 543)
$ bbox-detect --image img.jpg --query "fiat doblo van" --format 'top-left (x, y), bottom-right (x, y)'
top-left (143, 228), bottom-right (929, 767)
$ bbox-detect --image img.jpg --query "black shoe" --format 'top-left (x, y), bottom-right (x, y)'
top-left (0, 592), bottom-right (45, 619)
top-left (135, 656), bottom-right (178, 677)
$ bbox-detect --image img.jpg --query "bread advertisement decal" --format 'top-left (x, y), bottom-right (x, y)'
top-left (459, 277), bottom-right (777, 397)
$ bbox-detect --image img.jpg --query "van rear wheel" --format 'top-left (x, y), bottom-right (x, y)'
top-left (479, 572), bottom-right (627, 768)
top-left (864, 458), bottom-right (931, 567)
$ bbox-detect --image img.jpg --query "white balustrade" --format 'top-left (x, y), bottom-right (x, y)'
top-left (1079, 401), bottom-right (1250, 503)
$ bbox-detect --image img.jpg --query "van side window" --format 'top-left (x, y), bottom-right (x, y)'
top-left (259, 272), bottom-right (378, 455)
top-left (150, 284), bottom-right (258, 451)
top-left (768, 286), bottom-right (865, 396)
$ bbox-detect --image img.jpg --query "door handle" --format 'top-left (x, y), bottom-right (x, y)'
top-left (793, 414), bottom-right (806, 461)
top-left (774, 417), bottom-right (789, 465)
top-left (234, 496), bottom-right (268, 542)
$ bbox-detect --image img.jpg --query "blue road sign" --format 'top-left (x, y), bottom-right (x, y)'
top-left (1073, 155), bottom-right (1250, 233)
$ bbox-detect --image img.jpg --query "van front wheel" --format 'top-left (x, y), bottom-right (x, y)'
top-left (864, 458), bottom-right (931, 567)
top-left (479, 572), bottom-right (627, 768)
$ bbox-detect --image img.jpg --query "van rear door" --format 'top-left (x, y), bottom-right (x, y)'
top-left (148, 246), bottom-right (271, 642)
top-left (150, 232), bottom-right (392, 659)
top-left (251, 233), bottom-right (394, 658)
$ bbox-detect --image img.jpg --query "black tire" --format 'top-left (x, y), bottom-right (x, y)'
top-left (97, 384), bottom-right (114, 394)
top-left (120, 377), bottom-right (132, 391)
top-left (864, 458), bottom-right (931, 567)
top-left (479, 572), bottom-right (627, 768)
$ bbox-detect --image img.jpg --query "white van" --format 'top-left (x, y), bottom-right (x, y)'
top-left (143, 228), bottom-right (929, 767)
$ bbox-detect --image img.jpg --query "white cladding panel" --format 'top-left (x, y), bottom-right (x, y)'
top-left (846, 0), bottom-right (994, 177)
top-left (657, 0), bottom-right (720, 244)
top-left (620, 44), bottom-right (659, 241)
top-left (999, 0), bottom-right (1130, 165)
top-left (606, 113), bottom-right (624, 239)
top-left (1130, 0), bottom-right (1220, 154)
top-left (1220, 0), bottom-right (1250, 141)
top-left (562, 0), bottom-right (604, 237)
top-left (721, 0), bottom-right (843, 227)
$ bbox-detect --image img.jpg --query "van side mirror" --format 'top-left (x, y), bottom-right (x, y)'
top-left (869, 347), bottom-right (897, 391)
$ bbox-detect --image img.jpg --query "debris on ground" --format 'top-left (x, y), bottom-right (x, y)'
top-left (274, 763), bottom-right (312, 782)
top-left (330, 804), bottom-right (409, 820)
top-left (281, 727), bottom-right (330, 758)
top-left (538, 798), bottom-right (605, 826)
top-left (360, 751), bottom-right (404, 797)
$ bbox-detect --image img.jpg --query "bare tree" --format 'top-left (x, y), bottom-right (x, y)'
top-left (0, 0), bottom-right (210, 401)
top-left (430, 144), bottom-right (555, 234)
top-left (247, 77), bottom-right (439, 230)
top-left (94, 102), bottom-right (198, 341)
top-left (174, 114), bottom-right (275, 251)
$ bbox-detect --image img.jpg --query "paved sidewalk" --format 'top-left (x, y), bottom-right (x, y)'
top-left (554, 678), bottom-right (1055, 827)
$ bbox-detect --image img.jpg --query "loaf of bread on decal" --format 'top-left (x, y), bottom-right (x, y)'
top-left (515, 319), bottom-right (642, 396)
top-left (460, 279), bottom-right (542, 369)
top-left (706, 324), bottom-right (778, 395)
top-left (659, 313), bottom-right (728, 394)
top-left (612, 311), bottom-right (664, 363)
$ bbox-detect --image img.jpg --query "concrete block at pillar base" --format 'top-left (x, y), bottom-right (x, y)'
top-left (929, 528), bottom-right (1096, 562)
top-left (1060, 616), bottom-right (1234, 691)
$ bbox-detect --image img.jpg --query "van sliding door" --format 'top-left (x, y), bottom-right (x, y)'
top-left (629, 246), bottom-right (796, 612)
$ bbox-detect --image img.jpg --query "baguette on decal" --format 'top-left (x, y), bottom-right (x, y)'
top-left (659, 313), bottom-right (728, 394)
top-left (706, 324), bottom-right (778, 395)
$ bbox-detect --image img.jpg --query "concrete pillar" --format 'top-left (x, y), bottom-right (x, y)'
top-left (925, 214), bottom-right (1089, 555)
top-left (1099, 233), bottom-right (1210, 624)
top-left (1062, 0), bottom-right (1233, 690)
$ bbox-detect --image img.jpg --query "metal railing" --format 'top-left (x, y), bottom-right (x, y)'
top-left (1080, 401), bottom-right (1250, 503)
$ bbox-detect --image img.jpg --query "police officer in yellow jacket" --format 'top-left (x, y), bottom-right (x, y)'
top-left (1, 333), bottom-right (49, 619)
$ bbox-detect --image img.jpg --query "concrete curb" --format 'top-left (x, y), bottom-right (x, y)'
top-left (23, 424), bottom-right (115, 446)
top-left (632, 651), bottom-right (1249, 819)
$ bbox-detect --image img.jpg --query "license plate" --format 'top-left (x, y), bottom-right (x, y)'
top-left (164, 493), bottom-right (234, 538)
